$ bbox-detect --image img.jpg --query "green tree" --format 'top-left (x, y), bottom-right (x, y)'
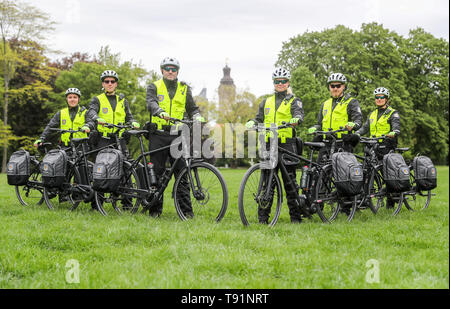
top-left (276, 23), bottom-right (449, 164)
top-left (0, 0), bottom-right (56, 171)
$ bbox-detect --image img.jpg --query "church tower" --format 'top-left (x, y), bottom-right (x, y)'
top-left (218, 63), bottom-right (236, 107)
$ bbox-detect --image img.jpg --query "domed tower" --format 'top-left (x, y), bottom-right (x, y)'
top-left (218, 63), bottom-right (236, 107)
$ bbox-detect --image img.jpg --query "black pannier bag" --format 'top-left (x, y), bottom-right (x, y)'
top-left (412, 156), bottom-right (437, 191)
top-left (41, 149), bottom-right (68, 187)
top-left (92, 148), bottom-right (124, 192)
top-left (7, 149), bottom-right (31, 185)
top-left (331, 152), bottom-right (364, 196)
top-left (382, 153), bottom-right (411, 192)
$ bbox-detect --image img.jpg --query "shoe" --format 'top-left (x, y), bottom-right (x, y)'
top-left (291, 218), bottom-right (302, 224)
top-left (184, 211), bottom-right (195, 219)
top-left (149, 212), bottom-right (161, 218)
top-left (341, 207), bottom-right (351, 216)
top-left (259, 218), bottom-right (269, 224)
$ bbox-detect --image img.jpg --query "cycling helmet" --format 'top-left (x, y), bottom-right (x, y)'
top-left (100, 70), bottom-right (119, 82)
top-left (160, 57), bottom-right (180, 69)
top-left (65, 88), bottom-right (81, 97)
top-left (374, 87), bottom-right (390, 98)
top-left (327, 72), bottom-right (347, 84)
top-left (272, 67), bottom-right (291, 80)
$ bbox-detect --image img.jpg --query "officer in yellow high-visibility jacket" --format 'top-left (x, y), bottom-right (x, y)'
top-left (308, 73), bottom-right (362, 160)
top-left (34, 88), bottom-right (90, 148)
top-left (245, 68), bottom-right (304, 224)
top-left (356, 87), bottom-right (400, 159)
top-left (86, 70), bottom-right (140, 157)
top-left (145, 57), bottom-right (205, 218)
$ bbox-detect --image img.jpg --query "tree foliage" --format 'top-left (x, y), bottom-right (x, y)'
top-left (277, 23), bottom-right (449, 164)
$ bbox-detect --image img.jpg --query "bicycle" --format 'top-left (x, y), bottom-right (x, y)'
top-left (309, 128), bottom-right (361, 222)
top-left (94, 118), bottom-right (229, 222)
top-left (42, 128), bottom-right (97, 211)
top-left (354, 136), bottom-right (387, 215)
top-left (377, 148), bottom-right (435, 215)
top-left (14, 143), bottom-right (51, 207)
top-left (238, 123), bottom-right (346, 226)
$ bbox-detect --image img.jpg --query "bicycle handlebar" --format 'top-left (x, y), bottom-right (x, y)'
top-left (49, 127), bottom-right (85, 134)
top-left (248, 122), bottom-right (289, 132)
top-left (309, 127), bottom-right (347, 136)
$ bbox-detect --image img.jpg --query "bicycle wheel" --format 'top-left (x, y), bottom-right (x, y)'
top-left (376, 191), bottom-right (403, 215)
top-left (405, 169), bottom-right (433, 210)
top-left (314, 165), bottom-right (340, 222)
top-left (174, 161), bottom-right (228, 222)
top-left (238, 163), bottom-right (282, 227)
top-left (95, 161), bottom-right (142, 216)
top-left (366, 167), bottom-right (384, 214)
top-left (15, 162), bottom-right (45, 207)
top-left (70, 161), bottom-right (95, 211)
top-left (43, 167), bottom-right (82, 211)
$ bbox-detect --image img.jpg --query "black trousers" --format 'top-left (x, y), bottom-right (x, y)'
top-left (148, 132), bottom-right (192, 215)
top-left (258, 141), bottom-right (302, 222)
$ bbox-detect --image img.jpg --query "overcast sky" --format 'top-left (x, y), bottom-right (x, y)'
top-left (29, 0), bottom-right (449, 101)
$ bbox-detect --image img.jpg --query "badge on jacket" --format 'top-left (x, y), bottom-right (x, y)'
top-left (265, 108), bottom-right (270, 115)
top-left (102, 107), bottom-right (108, 114)
top-left (158, 95), bottom-right (164, 102)
top-left (62, 119), bottom-right (67, 125)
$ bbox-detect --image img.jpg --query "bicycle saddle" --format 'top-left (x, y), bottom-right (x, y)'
top-left (395, 147), bottom-right (409, 152)
top-left (127, 130), bottom-right (149, 136)
top-left (304, 141), bottom-right (326, 149)
top-left (71, 138), bottom-right (89, 144)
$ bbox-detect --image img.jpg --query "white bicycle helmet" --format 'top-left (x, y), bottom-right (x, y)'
top-left (100, 70), bottom-right (119, 82)
top-left (65, 88), bottom-right (81, 97)
top-left (272, 67), bottom-right (290, 80)
top-left (160, 57), bottom-right (180, 69)
top-left (327, 72), bottom-right (347, 84)
top-left (374, 87), bottom-right (390, 98)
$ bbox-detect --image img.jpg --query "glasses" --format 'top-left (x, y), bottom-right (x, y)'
top-left (164, 67), bottom-right (178, 72)
top-left (375, 96), bottom-right (387, 100)
top-left (329, 84), bottom-right (342, 89)
top-left (103, 80), bottom-right (116, 84)
top-left (274, 79), bottom-right (289, 85)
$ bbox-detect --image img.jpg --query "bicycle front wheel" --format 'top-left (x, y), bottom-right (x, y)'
top-left (314, 165), bottom-right (340, 223)
top-left (238, 163), bottom-right (282, 227)
top-left (173, 162), bottom-right (228, 222)
top-left (366, 167), bottom-right (384, 214)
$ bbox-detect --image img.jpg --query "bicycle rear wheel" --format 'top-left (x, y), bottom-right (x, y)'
top-left (94, 162), bottom-right (141, 216)
top-left (238, 163), bottom-right (282, 227)
top-left (314, 165), bottom-right (340, 222)
top-left (15, 162), bottom-right (45, 207)
top-left (174, 162), bottom-right (228, 222)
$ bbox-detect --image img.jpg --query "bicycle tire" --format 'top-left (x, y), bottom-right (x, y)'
top-left (94, 161), bottom-right (142, 216)
top-left (366, 167), bottom-right (384, 214)
top-left (70, 161), bottom-right (94, 211)
top-left (43, 167), bottom-right (81, 210)
top-left (15, 161), bottom-right (45, 207)
top-left (314, 165), bottom-right (340, 223)
top-left (238, 163), bottom-right (282, 227)
top-left (173, 161), bottom-right (228, 222)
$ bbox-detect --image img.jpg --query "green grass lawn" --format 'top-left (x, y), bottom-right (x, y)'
top-left (0, 167), bottom-right (448, 289)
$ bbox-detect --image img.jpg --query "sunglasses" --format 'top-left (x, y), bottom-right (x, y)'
top-left (375, 96), bottom-right (387, 100)
top-left (274, 79), bottom-right (289, 85)
top-left (164, 67), bottom-right (178, 72)
top-left (329, 84), bottom-right (342, 89)
top-left (103, 80), bottom-right (117, 84)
